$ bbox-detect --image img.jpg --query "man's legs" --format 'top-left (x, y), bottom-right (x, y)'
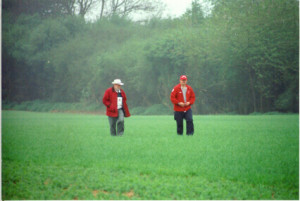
top-left (116, 109), bottom-right (124, 136)
top-left (108, 116), bottom-right (117, 136)
top-left (185, 109), bottom-right (194, 135)
top-left (175, 111), bottom-right (184, 135)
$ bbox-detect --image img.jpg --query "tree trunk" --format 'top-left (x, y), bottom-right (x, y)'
top-left (100, 0), bottom-right (105, 19)
top-left (248, 69), bottom-right (257, 113)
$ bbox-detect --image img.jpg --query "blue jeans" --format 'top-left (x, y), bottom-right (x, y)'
top-left (174, 109), bottom-right (194, 135)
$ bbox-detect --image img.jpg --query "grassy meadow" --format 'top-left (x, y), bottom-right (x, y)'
top-left (2, 110), bottom-right (299, 200)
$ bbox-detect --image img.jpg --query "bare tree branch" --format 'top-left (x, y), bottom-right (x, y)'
top-left (122, 0), bottom-right (157, 16)
top-left (77, 0), bottom-right (97, 16)
top-left (101, 0), bottom-right (160, 18)
top-left (61, 0), bottom-right (76, 15)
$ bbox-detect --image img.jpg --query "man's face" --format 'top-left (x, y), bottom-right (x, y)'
top-left (180, 79), bottom-right (187, 85)
top-left (114, 84), bottom-right (121, 91)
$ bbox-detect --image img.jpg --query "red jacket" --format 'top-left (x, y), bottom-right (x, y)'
top-left (170, 84), bottom-right (196, 112)
top-left (102, 87), bottom-right (131, 117)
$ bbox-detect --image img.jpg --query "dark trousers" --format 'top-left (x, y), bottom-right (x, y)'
top-left (174, 109), bottom-right (194, 135)
top-left (108, 109), bottom-right (124, 136)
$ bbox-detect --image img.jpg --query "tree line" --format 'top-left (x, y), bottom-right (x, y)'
top-left (2, 0), bottom-right (299, 114)
top-left (2, 0), bottom-right (162, 20)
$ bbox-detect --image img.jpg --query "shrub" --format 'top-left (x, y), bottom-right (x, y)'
top-left (264, 111), bottom-right (283, 115)
top-left (2, 101), bottom-right (17, 110)
top-left (130, 106), bottom-right (147, 115)
top-left (143, 104), bottom-right (172, 115)
top-left (2, 101), bottom-right (104, 113)
top-left (249, 112), bottom-right (263, 115)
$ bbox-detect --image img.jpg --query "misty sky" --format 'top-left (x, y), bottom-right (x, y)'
top-left (86, 0), bottom-right (199, 22)
top-left (161, 0), bottom-right (194, 18)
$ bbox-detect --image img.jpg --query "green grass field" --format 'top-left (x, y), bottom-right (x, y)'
top-left (2, 110), bottom-right (299, 200)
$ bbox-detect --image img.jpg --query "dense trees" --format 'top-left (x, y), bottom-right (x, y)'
top-left (2, 0), bottom-right (298, 114)
top-left (207, 0), bottom-right (299, 113)
top-left (2, 0), bottom-right (162, 19)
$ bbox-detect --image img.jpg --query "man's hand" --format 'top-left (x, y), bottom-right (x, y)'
top-left (185, 102), bottom-right (190, 106)
top-left (178, 102), bottom-right (185, 107)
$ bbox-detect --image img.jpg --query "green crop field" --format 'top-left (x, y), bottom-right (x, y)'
top-left (2, 110), bottom-right (299, 200)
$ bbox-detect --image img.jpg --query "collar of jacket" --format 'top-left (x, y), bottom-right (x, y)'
top-left (111, 87), bottom-right (122, 93)
top-left (175, 83), bottom-right (191, 90)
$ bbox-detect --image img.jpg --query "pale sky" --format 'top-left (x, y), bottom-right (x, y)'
top-left (160, 0), bottom-right (194, 18)
top-left (132, 0), bottom-right (212, 21)
top-left (86, 0), bottom-right (208, 22)
top-left (129, 0), bottom-right (198, 21)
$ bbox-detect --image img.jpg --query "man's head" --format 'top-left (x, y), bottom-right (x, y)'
top-left (112, 79), bottom-right (123, 91)
top-left (179, 75), bottom-right (187, 86)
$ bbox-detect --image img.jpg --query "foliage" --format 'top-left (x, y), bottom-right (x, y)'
top-left (130, 104), bottom-right (172, 115)
top-left (2, 100), bottom-right (103, 112)
top-left (2, 0), bottom-right (163, 20)
top-left (2, 111), bottom-right (299, 199)
top-left (2, 0), bottom-right (71, 18)
top-left (2, 0), bottom-right (299, 114)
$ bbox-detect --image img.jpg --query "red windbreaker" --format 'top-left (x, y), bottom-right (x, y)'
top-left (102, 87), bottom-right (131, 117)
top-left (170, 84), bottom-right (196, 112)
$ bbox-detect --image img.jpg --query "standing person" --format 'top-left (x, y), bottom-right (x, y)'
top-left (102, 79), bottom-right (130, 136)
top-left (170, 75), bottom-right (196, 135)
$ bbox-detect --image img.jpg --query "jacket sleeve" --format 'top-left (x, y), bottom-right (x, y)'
top-left (102, 89), bottom-right (111, 107)
top-left (189, 87), bottom-right (196, 105)
top-left (122, 90), bottom-right (127, 102)
top-left (170, 88), bottom-right (179, 105)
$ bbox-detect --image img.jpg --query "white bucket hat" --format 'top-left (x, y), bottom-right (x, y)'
top-left (112, 79), bottom-right (124, 85)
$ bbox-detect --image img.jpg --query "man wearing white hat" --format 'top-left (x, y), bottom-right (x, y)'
top-left (102, 79), bottom-right (130, 136)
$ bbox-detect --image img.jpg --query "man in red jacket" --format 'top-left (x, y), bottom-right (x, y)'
top-left (170, 75), bottom-right (196, 135)
top-left (102, 79), bottom-right (130, 136)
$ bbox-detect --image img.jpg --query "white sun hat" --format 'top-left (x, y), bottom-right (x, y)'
top-left (112, 79), bottom-right (124, 85)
